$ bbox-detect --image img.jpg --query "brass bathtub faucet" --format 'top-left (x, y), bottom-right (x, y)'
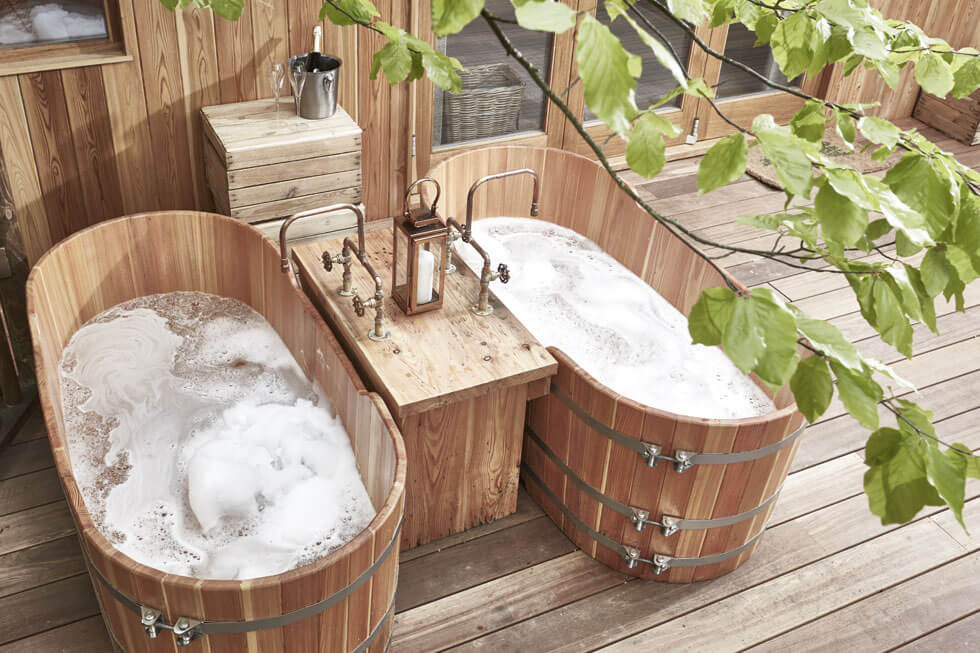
top-left (463, 168), bottom-right (540, 242)
top-left (447, 217), bottom-right (510, 316)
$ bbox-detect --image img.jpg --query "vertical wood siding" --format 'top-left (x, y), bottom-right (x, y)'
top-left (1, 0), bottom-right (405, 265)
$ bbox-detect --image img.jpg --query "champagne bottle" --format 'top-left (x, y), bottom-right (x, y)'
top-left (305, 26), bottom-right (322, 73)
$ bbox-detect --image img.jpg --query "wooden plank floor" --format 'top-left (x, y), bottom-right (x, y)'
top-left (1, 119), bottom-right (978, 651)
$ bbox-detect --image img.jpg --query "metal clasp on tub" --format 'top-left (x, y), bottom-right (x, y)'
top-left (623, 546), bottom-right (642, 569)
top-left (641, 443), bottom-right (662, 467)
top-left (673, 450), bottom-right (696, 473)
top-left (651, 554), bottom-right (672, 575)
top-left (660, 515), bottom-right (680, 538)
top-left (629, 508), bottom-right (650, 532)
top-left (173, 617), bottom-right (203, 647)
top-left (140, 606), bottom-right (163, 638)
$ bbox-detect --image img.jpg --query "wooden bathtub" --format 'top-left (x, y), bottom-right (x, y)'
top-left (427, 147), bottom-right (806, 583)
top-left (26, 211), bottom-right (406, 651)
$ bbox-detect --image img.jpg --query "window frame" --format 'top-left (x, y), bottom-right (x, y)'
top-left (0, 0), bottom-right (132, 77)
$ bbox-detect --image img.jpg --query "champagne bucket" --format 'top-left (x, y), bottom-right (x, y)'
top-left (289, 54), bottom-right (341, 120)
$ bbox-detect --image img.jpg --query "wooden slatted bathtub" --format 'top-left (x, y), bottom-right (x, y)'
top-left (427, 147), bottom-right (806, 583)
top-left (26, 211), bottom-right (406, 651)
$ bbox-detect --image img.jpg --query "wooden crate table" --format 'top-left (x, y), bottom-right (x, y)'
top-left (201, 99), bottom-right (362, 225)
top-left (293, 230), bottom-right (557, 549)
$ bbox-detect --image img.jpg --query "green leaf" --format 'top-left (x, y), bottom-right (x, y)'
top-left (208, 0), bottom-right (244, 20)
top-left (814, 180), bottom-right (869, 246)
top-left (753, 13), bottom-right (778, 46)
top-left (864, 428), bottom-right (943, 525)
top-left (665, 0), bottom-right (707, 24)
top-left (791, 100), bottom-right (827, 143)
top-left (688, 287), bottom-right (737, 345)
top-left (835, 110), bottom-right (856, 146)
top-left (642, 112), bottom-right (682, 138)
top-left (946, 244), bottom-right (979, 284)
top-left (952, 58), bottom-right (980, 99)
top-left (872, 279), bottom-right (914, 358)
top-left (431, 0), bottom-right (484, 36)
top-left (626, 116), bottom-right (667, 179)
top-left (697, 133), bottom-right (747, 194)
top-left (831, 359), bottom-right (883, 429)
top-left (320, 0), bottom-right (379, 24)
top-left (749, 288), bottom-right (800, 387)
top-left (920, 247), bottom-right (952, 298)
top-left (752, 116), bottom-right (815, 197)
top-left (916, 52), bottom-right (955, 97)
top-left (824, 168), bottom-right (876, 210)
top-left (576, 14), bottom-right (637, 136)
top-left (884, 264), bottom-right (924, 323)
top-left (883, 153), bottom-right (957, 240)
top-left (923, 445), bottom-right (967, 529)
top-left (723, 295), bottom-right (766, 374)
top-left (513, 0), bottom-right (576, 33)
top-left (790, 354), bottom-right (834, 423)
top-left (371, 40), bottom-right (413, 83)
top-left (771, 11), bottom-right (817, 80)
top-left (904, 265), bottom-right (938, 332)
top-left (796, 316), bottom-right (863, 371)
top-left (857, 116), bottom-right (900, 149)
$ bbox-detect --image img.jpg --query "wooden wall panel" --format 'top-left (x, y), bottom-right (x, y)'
top-left (176, 8), bottom-right (220, 209)
top-left (18, 71), bottom-right (86, 242)
top-left (61, 66), bottom-right (125, 222)
top-left (825, 0), bottom-right (980, 119)
top-left (0, 76), bottom-right (50, 263)
top-left (214, 0), bottom-right (258, 103)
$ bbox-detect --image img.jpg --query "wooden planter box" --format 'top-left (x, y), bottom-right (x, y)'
top-left (913, 89), bottom-right (980, 145)
top-left (201, 99), bottom-right (363, 225)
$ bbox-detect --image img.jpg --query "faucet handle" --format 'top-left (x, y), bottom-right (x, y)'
top-left (497, 263), bottom-right (510, 284)
top-left (322, 250), bottom-right (334, 271)
top-left (352, 294), bottom-right (366, 317)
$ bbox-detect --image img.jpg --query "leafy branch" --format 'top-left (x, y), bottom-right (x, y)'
top-left (161, 0), bottom-right (980, 529)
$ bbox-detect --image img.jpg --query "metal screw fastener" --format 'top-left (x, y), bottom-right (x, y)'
top-left (630, 508), bottom-right (650, 532)
top-left (673, 450), bottom-right (695, 474)
top-left (140, 607), bottom-right (162, 639)
top-left (173, 617), bottom-right (202, 647)
top-left (651, 554), bottom-right (672, 575)
top-left (642, 444), bottom-right (662, 468)
top-left (623, 546), bottom-right (641, 569)
top-left (660, 515), bottom-right (680, 538)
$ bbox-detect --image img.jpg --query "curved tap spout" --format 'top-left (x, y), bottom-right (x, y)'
top-left (344, 235), bottom-right (389, 341)
top-left (447, 217), bottom-right (510, 316)
top-left (465, 168), bottom-right (540, 241)
top-left (279, 203), bottom-right (367, 284)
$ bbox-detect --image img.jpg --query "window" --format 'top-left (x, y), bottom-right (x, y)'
top-left (0, 0), bottom-right (129, 76)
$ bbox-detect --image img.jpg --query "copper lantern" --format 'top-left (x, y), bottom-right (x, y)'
top-left (392, 178), bottom-right (448, 316)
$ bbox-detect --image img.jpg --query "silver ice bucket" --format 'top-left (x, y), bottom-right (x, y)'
top-left (289, 54), bottom-right (341, 120)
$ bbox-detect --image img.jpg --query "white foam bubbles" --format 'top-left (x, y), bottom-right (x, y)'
top-left (455, 218), bottom-right (776, 419)
top-left (59, 291), bottom-right (375, 580)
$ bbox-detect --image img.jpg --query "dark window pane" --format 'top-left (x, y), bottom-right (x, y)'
top-left (585, 4), bottom-right (692, 121)
top-left (0, 0), bottom-right (108, 48)
top-left (716, 23), bottom-right (799, 99)
top-left (435, 0), bottom-right (553, 147)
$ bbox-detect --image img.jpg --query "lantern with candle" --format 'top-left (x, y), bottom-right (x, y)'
top-left (392, 177), bottom-right (448, 316)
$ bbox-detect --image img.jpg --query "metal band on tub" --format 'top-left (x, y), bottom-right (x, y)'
top-left (522, 465), bottom-right (765, 575)
top-left (525, 426), bottom-right (783, 537)
top-left (84, 517), bottom-right (402, 648)
top-left (549, 385), bottom-right (806, 472)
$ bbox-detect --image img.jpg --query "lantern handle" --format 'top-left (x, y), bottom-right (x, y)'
top-left (404, 177), bottom-right (441, 220)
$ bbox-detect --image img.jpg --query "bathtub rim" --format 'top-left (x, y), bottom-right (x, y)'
top-left (26, 210), bottom-right (408, 595)
top-left (427, 145), bottom-right (802, 429)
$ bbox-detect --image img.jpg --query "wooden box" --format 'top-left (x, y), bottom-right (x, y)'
top-left (201, 99), bottom-right (363, 223)
top-left (913, 89), bottom-right (980, 145)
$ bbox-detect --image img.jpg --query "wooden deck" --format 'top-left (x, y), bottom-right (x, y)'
top-left (1, 120), bottom-right (978, 651)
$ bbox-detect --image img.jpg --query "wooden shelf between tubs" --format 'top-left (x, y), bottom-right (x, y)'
top-left (294, 230), bottom-right (556, 550)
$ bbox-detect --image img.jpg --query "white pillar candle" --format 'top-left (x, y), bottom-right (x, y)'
top-left (417, 248), bottom-right (435, 304)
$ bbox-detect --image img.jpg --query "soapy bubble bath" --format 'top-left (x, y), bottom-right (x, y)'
top-left (455, 219), bottom-right (776, 419)
top-left (59, 291), bottom-right (376, 580)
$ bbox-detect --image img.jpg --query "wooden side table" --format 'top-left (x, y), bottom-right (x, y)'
top-left (201, 99), bottom-right (362, 235)
top-left (293, 230), bottom-right (556, 549)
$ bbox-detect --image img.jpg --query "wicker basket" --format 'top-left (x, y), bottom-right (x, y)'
top-left (441, 63), bottom-right (525, 143)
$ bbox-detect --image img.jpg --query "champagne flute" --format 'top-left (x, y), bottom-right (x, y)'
top-left (290, 64), bottom-right (307, 119)
top-left (270, 62), bottom-right (286, 125)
